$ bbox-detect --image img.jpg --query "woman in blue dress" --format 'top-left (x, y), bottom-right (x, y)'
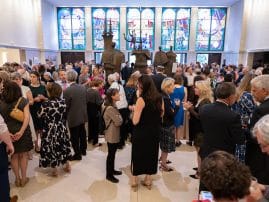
top-left (170, 75), bottom-right (187, 146)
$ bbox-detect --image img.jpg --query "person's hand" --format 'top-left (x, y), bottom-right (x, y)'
top-left (136, 89), bottom-right (140, 98)
top-left (246, 181), bottom-right (265, 202)
top-left (12, 131), bottom-right (23, 142)
top-left (183, 101), bottom-right (192, 110)
top-left (128, 105), bottom-right (135, 111)
top-left (38, 94), bottom-right (46, 100)
top-left (174, 99), bottom-right (180, 106)
top-left (34, 96), bottom-right (41, 102)
top-left (6, 142), bottom-right (14, 155)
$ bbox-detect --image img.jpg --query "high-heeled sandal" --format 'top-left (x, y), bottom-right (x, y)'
top-left (141, 180), bottom-right (152, 190)
top-left (131, 183), bottom-right (138, 192)
top-left (159, 164), bottom-right (173, 172)
top-left (15, 179), bottom-right (21, 187)
top-left (63, 164), bottom-right (71, 173)
top-left (20, 177), bottom-right (29, 187)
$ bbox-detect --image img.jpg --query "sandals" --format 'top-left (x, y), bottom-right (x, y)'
top-left (20, 177), bottom-right (29, 187)
top-left (159, 164), bottom-right (173, 172)
top-left (141, 180), bottom-right (152, 190)
top-left (189, 172), bottom-right (200, 179)
top-left (15, 179), bottom-right (21, 187)
top-left (63, 163), bottom-right (71, 173)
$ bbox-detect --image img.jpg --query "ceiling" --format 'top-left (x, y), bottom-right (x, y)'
top-left (46, 0), bottom-right (240, 7)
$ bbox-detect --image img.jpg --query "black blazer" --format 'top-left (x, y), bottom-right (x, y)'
top-left (151, 73), bottom-right (166, 93)
top-left (246, 98), bottom-right (269, 184)
top-left (199, 101), bottom-right (245, 159)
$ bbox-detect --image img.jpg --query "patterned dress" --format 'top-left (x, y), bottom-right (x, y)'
top-left (38, 98), bottom-right (72, 168)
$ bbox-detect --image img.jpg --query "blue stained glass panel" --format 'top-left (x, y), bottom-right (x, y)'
top-left (57, 7), bottom-right (85, 50)
top-left (126, 8), bottom-right (155, 50)
top-left (92, 8), bottom-right (120, 50)
top-left (196, 8), bottom-right (226, 51)
top-left (161, 8), bottom-right (190, 51)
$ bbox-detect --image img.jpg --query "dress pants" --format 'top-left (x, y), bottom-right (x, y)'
top-left (88, 114), bottom-right (99, 145)
top-left (0, 143), bottom-right (10, 202)
top-left (70, 124), bottom-right (87, 157)
top-left (106, 142), bottom-right (118, 177)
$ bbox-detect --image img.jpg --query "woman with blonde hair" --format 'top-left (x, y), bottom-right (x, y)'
top-left (232, 72), bottom-right (256, 127)
top-left (183, 80), bottom-right (213, 179)
top-left (160, 78), bottom-right (180, 171)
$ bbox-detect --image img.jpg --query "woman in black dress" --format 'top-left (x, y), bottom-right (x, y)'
top-left (29, 71), bottom-right (47, 152)
top-left (131, 74), bottom-right (163, 191)
top-left (0, 81), bottom-right (33, 187)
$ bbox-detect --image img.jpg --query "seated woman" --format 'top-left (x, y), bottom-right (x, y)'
top-left (38, 83), bottom-right (72, 176)
top-left (200, 150), bottom-right (252, 202)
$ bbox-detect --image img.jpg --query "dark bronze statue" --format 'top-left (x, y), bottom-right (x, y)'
top-left (153, 46), bottom-right (168, 67)
top-left (101, 20), bottom-right (125, 76)
top-left (131, 44), bottom-right (151, 73)
top-left (165, 46), bottom-right (177, 76)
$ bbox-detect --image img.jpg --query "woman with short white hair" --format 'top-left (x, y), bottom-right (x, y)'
top-left (253, 114), bottom-right (269, 155)
top-left (160, 77), bottom-right (180, 171)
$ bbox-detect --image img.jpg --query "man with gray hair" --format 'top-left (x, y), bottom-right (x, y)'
top-left (63, 70), bottom-right (88, 160)
top-left (246, 75), bottom-right (269, 184)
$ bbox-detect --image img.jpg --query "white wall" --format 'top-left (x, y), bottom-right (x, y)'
top-left (0, 0), bottom-right (41, 48)
top-left (243, 0), bottom-right (269, 51)
top-left (224, 0), bottom-right (243, 52)
top-left (41, 0), bottom-right (58, 50)
top-left (0, 48), bottom-right (20, 65)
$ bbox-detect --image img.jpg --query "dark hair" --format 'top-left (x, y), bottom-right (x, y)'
top-left (104, 88), bottom-right (119, 107)
top-left (30, 71), bottom-right (41, 83)
top-left (138, 74), bottom-right (162, 114)
top-left (224, 73), bottom-right (233, 82)
top-left (200, 151), bottom-right (251, 201)
top-left (1, 81), bottom-right (22, 103)
top-left (194, 75), bottom-right (204, 85)
top-left (215, 82), bottom-right (236, 99)
top-left (46, 82), bottom-right (62, 99)
top-left (90, 78), bottom-right (103, 87)
top-left (173, 74), bottom-right (183, 85)
top-left (262, 67), bottom-right (269, 75)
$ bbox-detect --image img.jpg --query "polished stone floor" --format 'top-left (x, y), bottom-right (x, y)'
top-left (9, 140), bottom-right (200, 202)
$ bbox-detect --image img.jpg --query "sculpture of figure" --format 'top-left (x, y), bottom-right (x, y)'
top-left (123, 29), bottom-right (136, 49)
top-left (101, 42), bottom-right (124, 76)
top-left (165, 46), bottom-right (177, 76)
top-left (153, 46), bottom-right (168, 67)
top-left (131, 44), bottom-right (151, 73)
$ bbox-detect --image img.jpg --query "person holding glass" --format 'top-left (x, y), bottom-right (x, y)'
top-left (160, 78), bottom-right (180, 171)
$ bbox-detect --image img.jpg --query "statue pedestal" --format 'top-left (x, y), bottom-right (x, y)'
top-left (132, 49), bottom-right (151, 73)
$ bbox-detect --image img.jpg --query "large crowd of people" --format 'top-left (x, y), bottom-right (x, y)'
top-left (0, 60), bottom-right (269, 202)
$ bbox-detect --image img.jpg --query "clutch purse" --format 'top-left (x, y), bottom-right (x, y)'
top-left (9, 97), bottom-right (24, 122)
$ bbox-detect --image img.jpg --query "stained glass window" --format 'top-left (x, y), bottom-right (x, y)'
top-left (126, 8), bottom-right (155, 50)
top-left (161, 8), bottom-right (191, 51)
top-left (92, 8), bottom-right (120, 50)
top-left (57, 7), bottom-right (85, 50)
top-left (196, 8), bottom-right (226, 51)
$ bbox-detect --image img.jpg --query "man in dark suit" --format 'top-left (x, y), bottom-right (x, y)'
top-left (199, 82), bottom-right (245, 192)
top-left (151, 65), bottom-right (167, 93)
top-left (246, 75), bottom-right (269, 184)
top-left (199, 82), bottom-right (245, 160)
top-left (64, 70), bottom-right (88, 160)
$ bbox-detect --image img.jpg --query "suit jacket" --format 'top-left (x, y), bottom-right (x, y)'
top-left (151, 73), bottom-right (166, 93)
top-left (103, 106), bottom-right (122, 143)
top-left (199, 101), bottom-right (245, 159)
top-left (63, 83), bottom-right (88, 128)
top-left (246, 98), bottom-right (269, 184)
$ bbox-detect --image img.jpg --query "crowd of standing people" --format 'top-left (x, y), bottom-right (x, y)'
top-left (0, 60), bottom-right (269, 202)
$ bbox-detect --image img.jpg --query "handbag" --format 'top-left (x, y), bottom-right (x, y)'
top-left (9, 97), bottom-right (24, 122)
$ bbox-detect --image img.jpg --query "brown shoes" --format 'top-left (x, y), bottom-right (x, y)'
top-left (10, 195), bottom-right (18, 202)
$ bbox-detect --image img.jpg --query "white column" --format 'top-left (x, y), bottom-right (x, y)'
top-left (187, 7), bottom-right (198, 64)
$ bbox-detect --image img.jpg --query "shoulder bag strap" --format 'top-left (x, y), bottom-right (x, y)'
top-left (14, 97), bottom-right (22, 109)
